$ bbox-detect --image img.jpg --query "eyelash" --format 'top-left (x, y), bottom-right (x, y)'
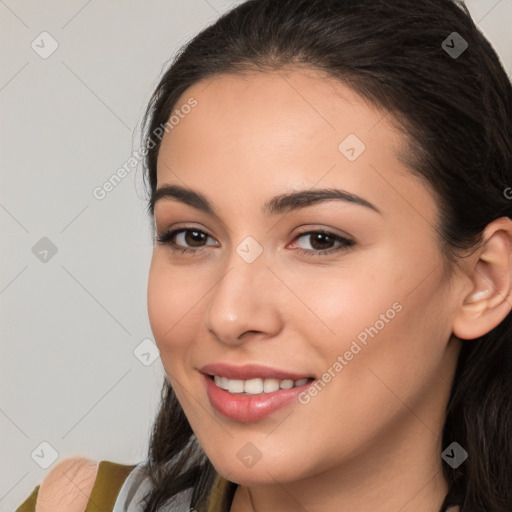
top-left (155, 228), bottom-right (355, 257)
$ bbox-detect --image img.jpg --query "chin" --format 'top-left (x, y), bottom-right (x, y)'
top-left (211, 456), bottom-right (305, 486)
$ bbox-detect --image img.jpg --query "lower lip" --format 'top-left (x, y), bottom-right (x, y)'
top-left (201, 373), bottom-right (314, 423)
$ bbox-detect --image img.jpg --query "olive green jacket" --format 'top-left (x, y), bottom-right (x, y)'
top-left (15, 461), bottom-right (137, 512)
top-left (15, 459), bottom-right (234, 512)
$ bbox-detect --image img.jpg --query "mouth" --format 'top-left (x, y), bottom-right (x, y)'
top-left (205, 374), bottom-right (315, 395)
top-left (200, 361), bottom-right (315, 382)
top-left (201, 372), bottom-right (316, 422)
top-left (198, 362), bottom-right (316, 421)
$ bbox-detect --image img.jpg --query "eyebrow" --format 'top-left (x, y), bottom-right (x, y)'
top-left (151, 184), bottom-right (381, 216)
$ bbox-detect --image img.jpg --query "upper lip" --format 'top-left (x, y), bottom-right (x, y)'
top-left (200, 362), bottom-right (314, 381)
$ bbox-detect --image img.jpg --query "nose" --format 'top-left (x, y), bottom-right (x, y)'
top-left (204, 249), bottom-right (283, 346)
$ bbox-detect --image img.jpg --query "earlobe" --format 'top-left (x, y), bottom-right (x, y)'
top-left (452, 217), bottom-right (512, 341)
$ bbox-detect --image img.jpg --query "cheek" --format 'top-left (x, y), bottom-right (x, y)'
top-left (313, 239), bottom-right (441, 341)
top-left (147, 259), bottom-right (210, 424)
top-left (316, 272), bottom-right (448, 415)
top-left (286, 255), bottom-right (402, 353)
top-left (294, 244), bottom-right (447, 389)
top-left (147, 256), bottom-right (199, 355)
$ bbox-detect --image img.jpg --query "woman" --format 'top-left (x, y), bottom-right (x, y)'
top-left (16, 0), bottom-right (512, 511)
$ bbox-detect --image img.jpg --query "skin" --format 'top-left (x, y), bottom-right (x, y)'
top-left (147, 68), bottom-right (512, 512)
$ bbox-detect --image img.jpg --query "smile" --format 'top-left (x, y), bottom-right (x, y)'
top-left (202, 373), bottom-right (316, 422)
top-left (213, 375), bottom-right (313, 394)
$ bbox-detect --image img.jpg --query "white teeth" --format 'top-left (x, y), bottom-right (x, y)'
top-left (227, 379), bottom-right (244, 394)
top-left (263, 378), bottom-right (280, 393)
top-left (279, 379), bottom-right (294, 389)
top-left (214, 375), bottom-right (226, 389)
top-left (244, 378), bottom-right (264, 394)
top-left (213, 375), bottom-right (311, 394)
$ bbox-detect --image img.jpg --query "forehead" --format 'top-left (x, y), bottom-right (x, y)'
top-left (155, 69), bottom-right (437, 224)
top-left (166, 68), bottom-right (399, 150)
top-left (158, 69), bottom-right (402, 173)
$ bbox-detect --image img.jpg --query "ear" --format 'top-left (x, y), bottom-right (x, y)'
top-left (452, 216), bottom-right (512, 340)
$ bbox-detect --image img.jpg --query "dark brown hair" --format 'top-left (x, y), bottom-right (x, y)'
top-left (138, 1), bottom-right (512, 510)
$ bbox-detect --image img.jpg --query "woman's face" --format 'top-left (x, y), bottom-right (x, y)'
top-left (147, 69), bottom-right (463, 485)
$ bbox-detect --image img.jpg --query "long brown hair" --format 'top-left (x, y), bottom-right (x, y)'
top-left (138, 1), bottom-right (512, 510)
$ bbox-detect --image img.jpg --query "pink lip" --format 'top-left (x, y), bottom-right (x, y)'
top-left (201, 373), bottom-right (315, 422)
top-left (199, 362), bottom-right (313, 381)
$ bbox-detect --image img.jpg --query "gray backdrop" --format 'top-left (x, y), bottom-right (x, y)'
top-left (1, 1), bottom-right (511, 510)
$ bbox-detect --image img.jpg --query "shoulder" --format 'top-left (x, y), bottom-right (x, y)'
top-left (35, 456), bottom-right (99, 512)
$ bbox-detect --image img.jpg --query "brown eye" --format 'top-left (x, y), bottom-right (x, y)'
top-left (291, 230), bottom-right (355, 256)
top-left (308, 232), bottom-right (336, 250)
top-left (156, 228), bottom-right (218, 255)
top-left (182, 230), bottom-right (208, 247)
